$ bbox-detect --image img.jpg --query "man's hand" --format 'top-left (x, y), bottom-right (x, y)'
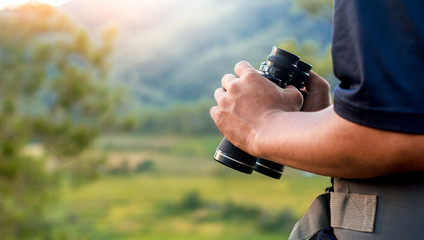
top-left (210, 61), bottom-right (303, 154)
top-left (210, 61), bottom-right (424, 178)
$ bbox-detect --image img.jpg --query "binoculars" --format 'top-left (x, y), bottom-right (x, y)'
top-left (213, 47), bottom-right (312, 179)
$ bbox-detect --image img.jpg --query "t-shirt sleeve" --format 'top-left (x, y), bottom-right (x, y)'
top-left (331, 0), bottom-right (424, 134)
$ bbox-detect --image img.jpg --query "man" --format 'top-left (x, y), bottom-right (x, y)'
top-left (210, 0), bottom-right (424, 239)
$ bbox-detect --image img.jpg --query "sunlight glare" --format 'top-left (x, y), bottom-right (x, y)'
top-left (0, 0), bottom-right (70, 9)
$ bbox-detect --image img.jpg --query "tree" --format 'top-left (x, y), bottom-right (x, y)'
top-left (293, 0), bottom-right (333, 22)
top-left (282, 0), bottom-right (335, 87)
top-left (0, 3), bottom-right (128, 239)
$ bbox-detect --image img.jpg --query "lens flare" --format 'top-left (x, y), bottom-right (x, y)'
top-left (0, 0), bottom-right (70, 9)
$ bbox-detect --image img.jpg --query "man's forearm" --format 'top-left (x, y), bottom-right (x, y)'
top-left (251, 106), bottom-right (424, 179)
top-left (211, 61), bottom-right (423, 178)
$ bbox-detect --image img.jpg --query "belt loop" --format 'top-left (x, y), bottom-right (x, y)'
top-left (330, 192), bottom-right (377, 233)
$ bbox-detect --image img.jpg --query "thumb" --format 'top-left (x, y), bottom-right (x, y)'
top-left (304, 70), bottom-right (330, 94)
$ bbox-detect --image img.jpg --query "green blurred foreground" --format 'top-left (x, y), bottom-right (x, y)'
top-left (0, 2), bottom-right (332, 239)
top-left (0, 4), bottom-right (131, 239)
top-left (60, 134), bottom-right (329, 240)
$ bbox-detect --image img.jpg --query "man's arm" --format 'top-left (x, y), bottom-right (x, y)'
top-left (210, 61), bottom-right (424, 179)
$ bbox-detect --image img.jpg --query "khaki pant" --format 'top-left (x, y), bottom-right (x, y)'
top-left (290, 172), bottom-right (424, 240)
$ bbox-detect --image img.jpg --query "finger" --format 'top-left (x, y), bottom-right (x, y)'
top-left (210, 106), bottom-right (218, 119)
top-left (221, 74), bottom-right (236, 90)
top-left (234, 61), bottom-right (256, 78)
top-left (284, 85), bottom-right (304, 107)
top-left (285, 85), bottom-right (298, 90)
top-left (304, 70), bottom-right (330, 92)
top-left (304, 70), bottom-right (320, 87)
top-left (213, 87), bottom-right (226, 103)
top-left (210, 105), bottom-right (225, 127)
top-left (285, 85), bottom-right (304, 97)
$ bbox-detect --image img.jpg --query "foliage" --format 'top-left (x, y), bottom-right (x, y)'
top-left (0, 1), bottom-right (336, 239)
top-left (63, 174), bottom-right (329, 239)
top-left (56, 134), bottom-right (331, 239)
top-left (136, 99), bottom-right (220, 135)
top-left (0, 3), bottom-right (126, 239)
top-left (278, 39), bottom-right (334, 81)
top-left (293, 0), bottom-right (333, 21)
top-left (170, 190), bottom-right (298, 234)
top-left (62, 0), bottom-right (333, 108)
top-left (107, 159), bottom-right (155, 176)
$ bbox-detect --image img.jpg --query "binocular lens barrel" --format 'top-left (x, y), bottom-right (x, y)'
top-left (266, 48), bottom-right (299, 74)
top-left (290, 60), bottom-right (313, 89)
top-left (214, 137), bottom-right (257, 174)
top-left (213, 46), bottom-right (312, 179)
top-left (254, 158), bottom-right (285, 179)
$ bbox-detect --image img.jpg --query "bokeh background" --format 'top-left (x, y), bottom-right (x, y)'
top-left (0, 0), bottom-right (334, 239)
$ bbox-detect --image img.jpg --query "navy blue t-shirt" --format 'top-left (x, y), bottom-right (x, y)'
top-left (332, 0), bottom-right (424, 134)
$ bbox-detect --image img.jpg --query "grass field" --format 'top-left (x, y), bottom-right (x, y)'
top-left (61, 134), bottom-right (330, 239)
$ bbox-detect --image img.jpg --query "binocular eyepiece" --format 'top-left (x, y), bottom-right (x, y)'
top-left (213, 46), bottom-right (312, 179)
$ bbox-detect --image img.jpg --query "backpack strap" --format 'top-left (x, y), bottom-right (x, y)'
top-left (289, 193), bottom-right (331, 240)
top-left (289, 191), bottom-right (378, 240)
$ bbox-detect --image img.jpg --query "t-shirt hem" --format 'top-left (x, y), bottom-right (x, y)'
top-left (334, 94), bottom-right (424, 134)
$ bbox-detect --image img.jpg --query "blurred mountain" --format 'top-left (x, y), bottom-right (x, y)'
top-left (61, 0), bottom-right (331, 108)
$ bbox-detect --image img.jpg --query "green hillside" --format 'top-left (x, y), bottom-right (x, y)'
top-left (61, 0), bottom-right (332, 108)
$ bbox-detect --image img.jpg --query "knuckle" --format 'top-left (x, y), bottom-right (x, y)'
top-left (243, 69), bottom-right (259, 79)
top-left (221, 74), bottom-right (234, 85)
top-left (314, 78), bottom-right (330, 89)
top-left (226, 80), bottom-right (240, 93)
top-left (213, 87), bottom-right (220, 96)
top-left (285, 87), bottom-right (304, 105)
top-left (321, 80), bottom-right (331, 91)
top-left (211, 108), bottom-right (224, 126)
top-left (235, 60), bottom-right (249, 69)
top-left (310, 76), bottom-right (331, 92)
top-left (214, 88), bottom-right (225, 103)
top-left (210, 106), bottom-right (217, 118)
top-left (213, 89), bottom-right (219, 100)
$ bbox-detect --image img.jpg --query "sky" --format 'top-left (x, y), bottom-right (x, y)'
top-left (0, 0), bottom-right (70, 9)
